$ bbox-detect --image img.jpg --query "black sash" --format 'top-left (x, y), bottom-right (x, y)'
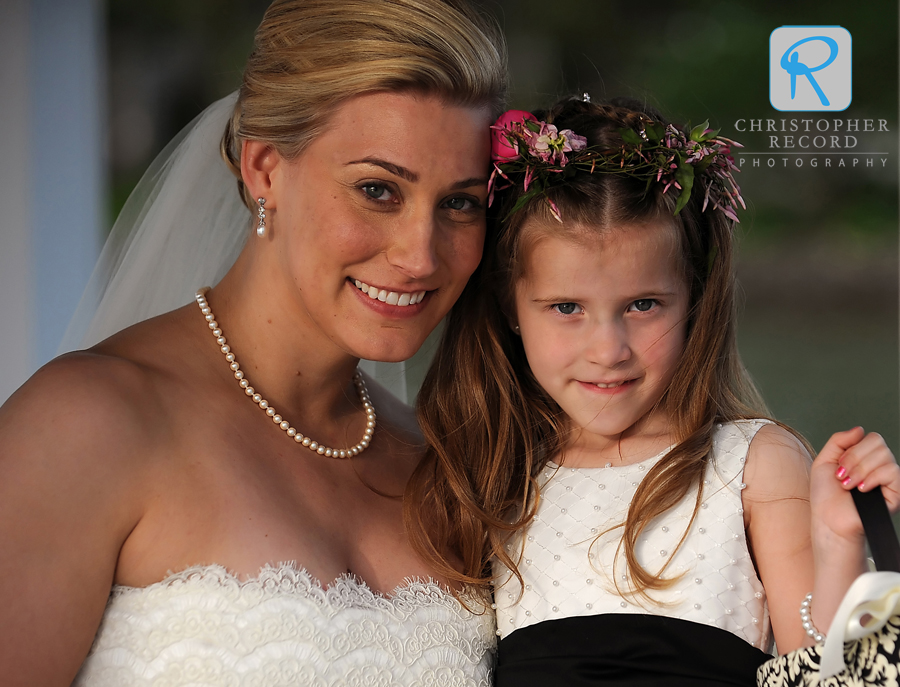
top-left (496, 614), bottom-right (772, 687)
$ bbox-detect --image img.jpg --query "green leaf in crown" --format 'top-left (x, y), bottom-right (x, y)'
top-left (487, 109), bottom-right (745, 223)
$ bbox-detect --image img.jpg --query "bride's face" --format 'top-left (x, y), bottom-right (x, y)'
top-left (266, 91), bottom-right (492, 363)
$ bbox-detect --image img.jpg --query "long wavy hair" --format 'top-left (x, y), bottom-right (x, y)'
top-left (406, 96), bottom-right (784, 600)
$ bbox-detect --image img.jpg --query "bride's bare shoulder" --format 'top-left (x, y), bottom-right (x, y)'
top-left (5, 352), bottom-right (145, 431)
top-left (0, 312), bottom-right (204, 678)
top-left (0, 308), bottom-right (199, 463)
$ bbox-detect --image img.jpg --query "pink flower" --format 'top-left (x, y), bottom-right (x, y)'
top-left (524, 166), bottom-right (535, 192)
top-left (547, 198), bottom-right (563, 223)
top-left (529, 123), bottom-right (589, 165)
top-left (491, 110), bottom-right (538, 162)
top-left (532, 122), bottom-right (555, 146)
top-left (528, 122), bottom-right (555, 162)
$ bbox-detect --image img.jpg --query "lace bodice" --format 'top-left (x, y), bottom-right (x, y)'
top-left (494, 420), bottom-right (771, 651)
top-left (74, 563), bottom-right (495, 686)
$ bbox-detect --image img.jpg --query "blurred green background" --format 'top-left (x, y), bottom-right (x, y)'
top-left (107, 0), bottom-right (899, 452)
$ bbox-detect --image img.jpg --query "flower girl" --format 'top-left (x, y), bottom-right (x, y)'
top-left (406, 96), bottom-right (900, 686)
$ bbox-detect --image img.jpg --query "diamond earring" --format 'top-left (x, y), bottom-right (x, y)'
top-left (256, 198), bottom-right (267, 237)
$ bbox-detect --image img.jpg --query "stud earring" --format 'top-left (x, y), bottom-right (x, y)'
top-left (513, 325), bottom-right (521, 334)
top-left (256, 198), bottom-right (267, 237)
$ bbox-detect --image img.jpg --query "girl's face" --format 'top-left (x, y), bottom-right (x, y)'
top-left (265, 92), bottom-right (492, 363)
top-left (514, 220), bottom-right (689, 448)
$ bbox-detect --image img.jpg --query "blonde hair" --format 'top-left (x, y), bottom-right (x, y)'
top-left (221, 0), bottom-right (507, 208)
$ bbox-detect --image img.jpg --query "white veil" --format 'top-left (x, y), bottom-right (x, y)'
top-left (59, 92), bottom-right (412, 402)
top-left (58, 93), bottom-right (247, 354)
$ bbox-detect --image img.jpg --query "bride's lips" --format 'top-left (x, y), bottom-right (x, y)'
top-left (348, 278), bottom-right (431, 316)
top-left (577, 378), bottom-right (637, 395)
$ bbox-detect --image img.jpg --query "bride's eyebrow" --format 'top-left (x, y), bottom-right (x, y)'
top-left (346, 158), bottom-right (418, 182)
top-left (450, 176), bottom-right (489, 190)
top-left (345, 158), bottom-right (488, 190)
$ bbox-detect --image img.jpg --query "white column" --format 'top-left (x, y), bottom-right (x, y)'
top-left (29, 0), bottom-right (105, 366)
top-left (0, 0), bottom-right (35, 404)
top-left (0, 0), bottom-right (105, 404)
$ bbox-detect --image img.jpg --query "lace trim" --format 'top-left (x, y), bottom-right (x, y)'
top-left (76, 562), bottom-right (495, 687)
top-left (112, 562), bottom-right (489, 617)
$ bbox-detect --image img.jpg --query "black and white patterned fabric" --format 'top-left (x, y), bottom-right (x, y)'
top-left (757, 615), bottom-right (900, 686)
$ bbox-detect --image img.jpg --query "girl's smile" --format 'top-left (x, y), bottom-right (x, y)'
top-left (577, 378), bottom-right (638, 394)
top-left (514, 220), bottom-right (689, 463)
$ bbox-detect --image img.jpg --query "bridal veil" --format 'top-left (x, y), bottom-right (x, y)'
top-left (58, 92), bottom-right (411, 401)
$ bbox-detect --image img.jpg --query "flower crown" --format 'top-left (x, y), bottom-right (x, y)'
top-left (488, 109), bottom-right (745, 223)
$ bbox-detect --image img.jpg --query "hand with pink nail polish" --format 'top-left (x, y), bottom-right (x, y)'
top-left (812, 427), bottom-right (900, 547)
top-left (805, 428), bottom-right (900, 639)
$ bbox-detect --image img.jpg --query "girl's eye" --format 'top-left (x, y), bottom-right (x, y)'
top-left (361, 184), bottom-right (393, 202)
top-left (630, 299), bottom-right (657, 312)
top-left (443, 196), bottom-right (478, 212)
top-left (553, 303), bottom-right (582, 315)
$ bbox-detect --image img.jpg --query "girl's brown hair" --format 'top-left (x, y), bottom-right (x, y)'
top-left (221, 0), bottom-right (507, 209)
top-left (406, 96), bottom-right (779, 600)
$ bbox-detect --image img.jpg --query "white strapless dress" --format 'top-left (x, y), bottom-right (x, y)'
top-left (73, 564), bottom-right (495, 686)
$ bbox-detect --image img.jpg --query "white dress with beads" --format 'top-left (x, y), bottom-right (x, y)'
top-left (492, 420), bottom-right (773, 686)
top-left (73, 563), bottom-right (495, 687)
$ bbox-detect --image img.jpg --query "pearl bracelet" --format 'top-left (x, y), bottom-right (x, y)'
top-left (800, 592), bottom-right (826, 643)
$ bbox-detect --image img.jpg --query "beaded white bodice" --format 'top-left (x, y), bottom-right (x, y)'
top-left (494, 420), bottom-right (771, 651)
top-left (74, 563), bottom-right (495, 687)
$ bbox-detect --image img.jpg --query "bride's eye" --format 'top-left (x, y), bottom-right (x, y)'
top-left (442, 196), bottom-right (479, 212)
top-left (361, 184), bottom-right (394, 202)
top-left (553, 303), bottom-right (581, 315)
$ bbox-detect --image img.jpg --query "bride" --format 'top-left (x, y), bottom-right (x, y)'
top-left (0, 1), bottom-right (506, 684)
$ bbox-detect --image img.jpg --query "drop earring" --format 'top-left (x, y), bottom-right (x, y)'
top-left (256, 198), bottom-right (267, 237)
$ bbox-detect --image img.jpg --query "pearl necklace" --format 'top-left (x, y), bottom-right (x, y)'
top-left (195, 288), bottom-right (376, 459)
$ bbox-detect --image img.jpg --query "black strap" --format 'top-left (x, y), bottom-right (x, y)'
top-left (851, 487), bottom-right (900, 573)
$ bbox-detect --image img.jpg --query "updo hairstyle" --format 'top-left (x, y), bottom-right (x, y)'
top-left (222, 0), bottom-right (508, 209)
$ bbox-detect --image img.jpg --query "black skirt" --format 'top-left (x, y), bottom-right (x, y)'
top-left (496, 614), bottom-right (772, 687)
